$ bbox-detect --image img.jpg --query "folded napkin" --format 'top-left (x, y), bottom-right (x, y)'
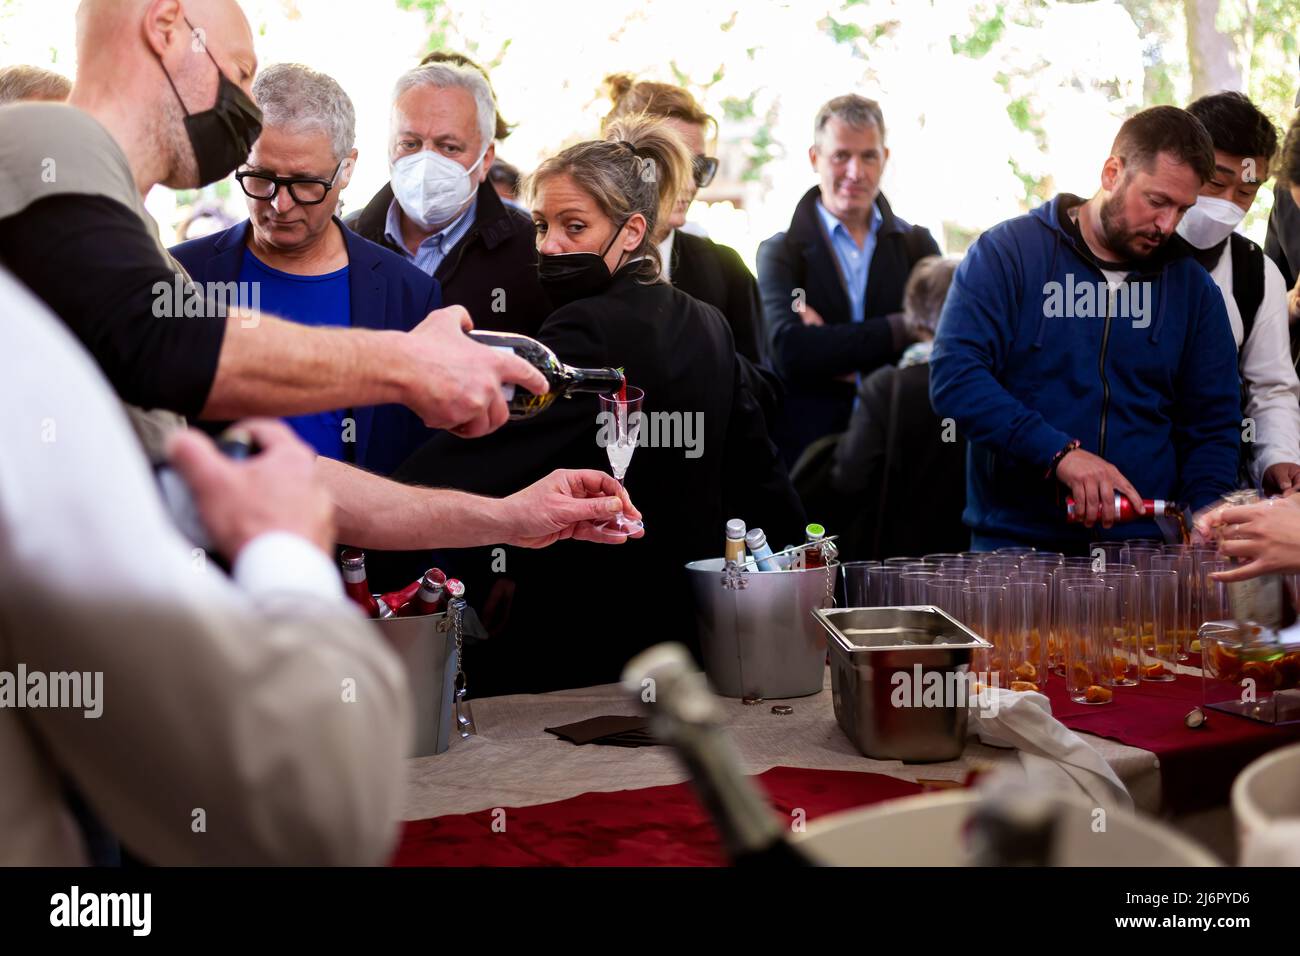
top-left (969, 687), bottom-right (1134, 814)
top-left (544, 716), bottom-right (658, 748)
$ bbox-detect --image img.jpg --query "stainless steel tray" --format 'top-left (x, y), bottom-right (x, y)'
top-left (814, 606), bottom-right (991, 763)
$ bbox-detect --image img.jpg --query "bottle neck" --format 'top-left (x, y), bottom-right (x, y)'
top-left (565, 365), bottom-right (626, 395)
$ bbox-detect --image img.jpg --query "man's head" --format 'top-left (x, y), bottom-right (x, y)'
top-left (387, 62), bottom-right (496, 232)
top-left (240, 64), bottom-right (357, 254)
top-left (1185, 91), bottom-right (1278, 213)
top-left (809, 94), bottom-right (889, 225)
top-left (903, 255), bottom-right (960, 342)
top-left (418, 50), bottom-right (512, 141)
top-left (0, 65), bottom-right (72, 105)
top-left (74, 0), bottom-right (259, 190)
top-left (1280, 113), bottom-right (1300, 211)
top-left (1095, 105), bottom-right (1215, 260)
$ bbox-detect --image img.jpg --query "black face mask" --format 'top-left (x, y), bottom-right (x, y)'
top-left (537, 220), bottom-right (629, 307)
top-left (158, 19), bottom-right (263, 188)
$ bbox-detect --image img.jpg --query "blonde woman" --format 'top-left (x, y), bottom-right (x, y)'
top-left (601, 75), bottom-right (764, 363)
top-left (393, 115), bottom-right (804, 696)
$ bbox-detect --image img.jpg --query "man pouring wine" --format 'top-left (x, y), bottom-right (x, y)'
top-left (931, 106), bottom-right (1242, 554)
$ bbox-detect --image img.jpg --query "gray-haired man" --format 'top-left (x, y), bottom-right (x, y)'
top-left (170, 62), bottom-right (447, 475)
top-left (346, 60), bottom-right (549, 336)
top-left (757, 94), bottom-right (940, 465)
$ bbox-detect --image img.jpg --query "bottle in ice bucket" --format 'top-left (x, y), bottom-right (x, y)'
top-left (745, 527), bottom-right (780, 572)
top-left (396, 568), bottom-right (448, 617)
top-left (378, 578), bottom-right (422, 618)
top-left (724, 519), bottom-right (747, 567)
top-left (467, 329), bottom-right (626, 420)
top-left (803, 523), bottom-right (827, 569)
top-left (339, 549), bottom-right (380, 618)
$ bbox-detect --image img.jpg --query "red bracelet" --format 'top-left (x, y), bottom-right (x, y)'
top-left (1046, 439), bottom-right (1081, 480)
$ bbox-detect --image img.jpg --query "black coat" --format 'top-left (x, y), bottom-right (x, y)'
top-left (344, 178), bottom-right (550, 337)
top-left (1266, 184), bottom-right (1300, 290)
top-left (757, 188), bottom-right (939, 465)
top-left (392, 263), bottom-right (806, 696)
top-left (829, 361), bottom-right (967, 560)
top-left (669, 229), bottom-right (764, 364)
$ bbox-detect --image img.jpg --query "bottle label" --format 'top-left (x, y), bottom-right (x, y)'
top-left (488, 345), bottom-right (516, 401)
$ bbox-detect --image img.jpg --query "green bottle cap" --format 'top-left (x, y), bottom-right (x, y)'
top-left (806, 523), bottom-right (825, 540)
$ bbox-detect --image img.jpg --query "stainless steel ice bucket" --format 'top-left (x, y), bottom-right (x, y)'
top-left (685, 557), bottom-right (837, 699)
top-left (374, 610), bottom-right (458, 757)
top-left (814, 605), bottom-right (991, 763)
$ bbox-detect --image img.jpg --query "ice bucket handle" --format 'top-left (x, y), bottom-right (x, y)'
top-left (717, 537), bottom-right (840, 609)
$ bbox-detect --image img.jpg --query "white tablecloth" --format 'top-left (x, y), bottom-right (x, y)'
top-left (405, 668), bottom-right (1163, 820)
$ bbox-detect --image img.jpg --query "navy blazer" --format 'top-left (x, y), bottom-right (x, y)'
top-left (171, 218), bottom-right (442, 475)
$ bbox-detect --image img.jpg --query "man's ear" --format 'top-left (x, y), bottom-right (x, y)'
top-left (808, 144), bottom-right (819, 172)
top-left (1100, 155), bottom-right (1124, 193)
top-left (478, 142), bottom-right (496, 183)
top-left (337, 148), bottom-right (359, 191)
top-left (141, 0), bottom-right (187, 59)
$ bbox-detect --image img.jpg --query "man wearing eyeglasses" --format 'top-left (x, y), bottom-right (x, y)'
top-left (171, 62), bottom-right (439, 475)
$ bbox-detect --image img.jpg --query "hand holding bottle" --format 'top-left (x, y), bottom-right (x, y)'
top-left (401, 306), bottom-right (549, 436)
top-left (1055, 448), bottom-right (1144, 527)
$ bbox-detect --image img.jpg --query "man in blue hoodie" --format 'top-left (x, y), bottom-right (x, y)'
top-left (931, 106), bottom-right (1241, 552)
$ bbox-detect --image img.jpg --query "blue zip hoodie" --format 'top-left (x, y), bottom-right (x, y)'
top-left (930, 194), bottom-right (1240, 547)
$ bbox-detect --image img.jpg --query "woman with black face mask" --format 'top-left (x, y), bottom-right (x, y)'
top-left (391, 115), bottom-right (806, 697)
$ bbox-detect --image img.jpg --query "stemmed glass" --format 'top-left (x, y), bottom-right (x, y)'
top-left (594, 385), bottom-right (645, 536)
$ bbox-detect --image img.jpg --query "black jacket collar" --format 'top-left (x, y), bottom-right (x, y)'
top-left (351, 177), bottom-right (521, 257)
top-left (785, 185), bottom-right (905, 250)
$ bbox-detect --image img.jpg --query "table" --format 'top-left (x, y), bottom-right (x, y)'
top-left (401, 668), bottom-right (1185, 864)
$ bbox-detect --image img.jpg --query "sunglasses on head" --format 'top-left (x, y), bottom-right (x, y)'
top-left (692, 154), bottom-right (719, 189)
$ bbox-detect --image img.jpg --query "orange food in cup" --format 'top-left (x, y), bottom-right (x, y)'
top-left (1142, 662), bottom-right (1167, 679)
top-left (1085, 685), bottom-right (1113, 703)
top-left (1014, 661), bottom-right (1037, 681)
top-left (1010, 681), bottom-right (1039, 693)
top-left (1070, 664), bottom-right (1092, 687)
top-left (1112, 656), bottom-right (1129, 678)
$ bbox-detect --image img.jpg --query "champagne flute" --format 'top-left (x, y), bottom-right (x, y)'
top-left (595, 385), bottom-right (645, 535)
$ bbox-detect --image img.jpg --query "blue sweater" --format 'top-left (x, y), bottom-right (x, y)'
top-left (929, 194), bottom-right (1240, 546)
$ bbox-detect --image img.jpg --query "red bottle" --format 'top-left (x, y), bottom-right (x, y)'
top-left (396, 568), bottom-right (448, 617)
top-left (339, 549), bottom-right (380, 618)
top-left (377, 579), bottom-right (421, 618)
top-left (446, 578), bottom-right (465, 602)
top-left (1065, 495), bottom-right (1171, 523)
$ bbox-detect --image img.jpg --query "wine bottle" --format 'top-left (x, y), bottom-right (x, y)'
top-left (467, 329), bottom-right (625, 419)
top-left (622, 644), bottom-right (817, 866)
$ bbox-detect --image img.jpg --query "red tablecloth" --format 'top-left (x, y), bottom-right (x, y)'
top-left (1041, 674), bottom-right (1300, 812)
top-left (392, 766), bottom-right (926, 866)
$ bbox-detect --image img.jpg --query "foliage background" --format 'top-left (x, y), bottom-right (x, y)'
top-left (2, 0), bottom-right (1296, 260)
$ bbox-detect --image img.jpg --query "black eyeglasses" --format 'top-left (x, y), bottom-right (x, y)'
top-left (692, 154), bottom-right (719, 189)
top-left (235, 159), bottom-right (344, 205)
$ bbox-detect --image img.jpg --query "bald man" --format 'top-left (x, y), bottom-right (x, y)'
top-left (0, 0), bottom-right (642, 553)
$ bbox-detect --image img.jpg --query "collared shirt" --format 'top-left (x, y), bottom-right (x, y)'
top-left (815, 198), bottom-right (882, 324)
top-left (384, 196), bottom-right (478, 276)
top-left (656, 229), bottom-right (676, 282)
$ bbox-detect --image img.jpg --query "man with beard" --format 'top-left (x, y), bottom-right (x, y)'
top-left (931, 106), bottom-right (1241, 552)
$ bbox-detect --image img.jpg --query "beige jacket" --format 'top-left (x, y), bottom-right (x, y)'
top-left (0, 269), bottom-right (412, 865)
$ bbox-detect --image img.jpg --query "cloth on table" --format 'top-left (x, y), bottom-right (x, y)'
top-left (969, 686), bottom-right (1133, 814)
